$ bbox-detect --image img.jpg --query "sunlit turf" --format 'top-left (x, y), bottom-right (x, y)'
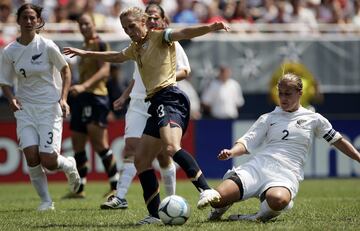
top-left (0, 179), bottom-right (359, 231)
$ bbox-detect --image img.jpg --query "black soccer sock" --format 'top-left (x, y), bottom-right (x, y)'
top-left (98, 149), bottom-right (118, 190)
top-left (172, 149), bottom-right (211, 192)
top-left (74, 151), bottom-right (88, 193)
top-left (138, 169), bottom-right (160, 218)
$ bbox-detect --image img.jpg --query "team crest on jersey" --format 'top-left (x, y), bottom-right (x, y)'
top-left (296, 119), bottom-right (307, 128)
top-left (31, 52), bottom-right (43, 64)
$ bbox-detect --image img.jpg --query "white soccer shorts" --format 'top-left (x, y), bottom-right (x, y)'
top-left (124, 98), bottom-right (150, 139)
top-left (14, 103), bottom-right (63, 154)
top-left (225, 156), bottom-right (299, 201)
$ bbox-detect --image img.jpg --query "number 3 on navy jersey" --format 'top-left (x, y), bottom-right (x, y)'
top-left (19, 68), bottom-right (27, 78)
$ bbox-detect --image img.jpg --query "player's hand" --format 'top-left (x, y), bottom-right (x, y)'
top-left (113, 96), bottom-right (126, 111)
top-left (70, 84), bottom-right (86, 96)
top-left (211, 22), bottom-right (230, 32)
top-left (63, 47), bottom-right (87, 58)
top-left (218, 149), bottom-right (233, 160)
top-left (9, 97), bottom-right (22, 112)
top-left (59, 99), bottom-right (70, 118)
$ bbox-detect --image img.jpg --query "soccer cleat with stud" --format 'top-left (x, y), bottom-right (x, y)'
top-left (197, 189), bottom-right (221, 209)
top-left (100, 195), bottom-right (128, 209)
top-left (64, 156), bottom-right (81, 193)
top-left (208, 205), bottom-right (231, 221)
top-left (37, 201), bottom-right (55, 211)
top-left (136, 215), bottom-right (162, 225)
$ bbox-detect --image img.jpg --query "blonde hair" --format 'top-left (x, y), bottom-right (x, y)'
top-left (277, 73), bottom-right (303, 91)
top-left (120, 7), bottom-right (147, 22)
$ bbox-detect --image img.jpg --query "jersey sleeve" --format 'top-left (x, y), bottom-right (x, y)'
top-left (175, 42), bottom-right (191, 74)
top-left (47, 41), bottom-right (68, 71)
top-left (121, 43), bottom-right (136, 60)
top-left (0, 50), bottom-right (16, 86)
top-left (314, 113), bottom-right (342, 144)
top-left (236, 114), bottom-right (268, 153)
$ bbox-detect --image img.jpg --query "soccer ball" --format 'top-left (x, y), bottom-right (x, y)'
top-left (158, 195), bottom-right (191, 225)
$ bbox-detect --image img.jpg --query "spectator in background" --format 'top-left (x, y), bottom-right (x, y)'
top-left (204, 1), bottom-right (228, 23)
top-left (252, 0), bottom-right (278, 23)
top-left (173, 0), bottom-right (199, 24)
top-left (201, 65), bottom-right (245, 119)
top-left (288, 0), bottom-right (318, 33)
top-left (83, 0), bottom-right (107, 28)
top-left (49, 4), bottom-right (72, 23)
top-left (270, 0), bottom-right (292, 23)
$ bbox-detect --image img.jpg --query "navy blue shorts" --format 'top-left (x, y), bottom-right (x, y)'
top-left (143, 86), bottom-right (190, 138)
top-left (69, 92), bottom-right (110, 133)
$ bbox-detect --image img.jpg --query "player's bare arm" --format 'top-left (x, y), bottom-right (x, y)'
top-left (113, 79), bottom-right (134, 111)
top-left (1, 85), bottom-right (22, 111)
top-left (70, 62), bottom-right (110, 96)
top-left (170, 22), bottom-right (230, 42)
top-left (333, 138), bottom-right (360, 163)
top-left (59, 65), bottom-right (71, 117)
top-left (63, 47), bottom-right (129, 63)
top-left (218, 141), bottom-right (248, 160)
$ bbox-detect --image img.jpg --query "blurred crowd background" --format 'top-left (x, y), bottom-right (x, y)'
top-left (1, 0), bottom-right (360, 121)
top-left (2, 0), bottom-right (360, 39)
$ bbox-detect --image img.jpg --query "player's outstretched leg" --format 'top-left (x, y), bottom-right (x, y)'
top-left (172, 149), bottom-right (221, 209)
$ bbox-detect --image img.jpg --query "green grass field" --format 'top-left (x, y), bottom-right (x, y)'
top-left (0, 179), bottom-right (359, 231)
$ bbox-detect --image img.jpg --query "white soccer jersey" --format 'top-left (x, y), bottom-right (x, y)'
top-left (0, 34), bottom-right (68, 104)
top-left (129, 42), bottom-right (190, 100)
top-left (237, 106), bottom-right (342, 181)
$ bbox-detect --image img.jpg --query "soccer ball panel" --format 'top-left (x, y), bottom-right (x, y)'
top-left (158, 195), bottom-right (191, 225)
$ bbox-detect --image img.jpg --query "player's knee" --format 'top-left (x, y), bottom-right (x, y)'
top-left (123, 143), bottom-right (137, 157)
top-left (157, 152), bottom-right (171, 168)
top-left (164, 144), bottom-right (180, 156)
top-left (265, 187), bottom-right (291, 211)
top-left (134, 155), bottom-right (152, 172)
top-left (266, 195), bottom-right (291, 211)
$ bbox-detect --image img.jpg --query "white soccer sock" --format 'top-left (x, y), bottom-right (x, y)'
top-left (160, 161), bottom-right (176, 196)
top-left (116, 163), bottom-right (137, 199)
top-left (56, 155), bottom-right (73, 173)
top-left (28, 164), bottom-right (52, 203)
top-left (256, 200), bottom-right (281, 222)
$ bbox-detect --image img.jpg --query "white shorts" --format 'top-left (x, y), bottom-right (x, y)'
top-left (14, 103), bottom-right (63, 154)
top-left (225, 156), bottom-right (299, 201)
top-left (124, 98), bottom-right (150, 139)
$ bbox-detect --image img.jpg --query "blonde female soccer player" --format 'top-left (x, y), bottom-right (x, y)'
top-left (64, 6), bottom-right (229, 224)
top-left (0, 3), bottom-right (80, 211)
top-left (205, 73), bottom-right (360, 222)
